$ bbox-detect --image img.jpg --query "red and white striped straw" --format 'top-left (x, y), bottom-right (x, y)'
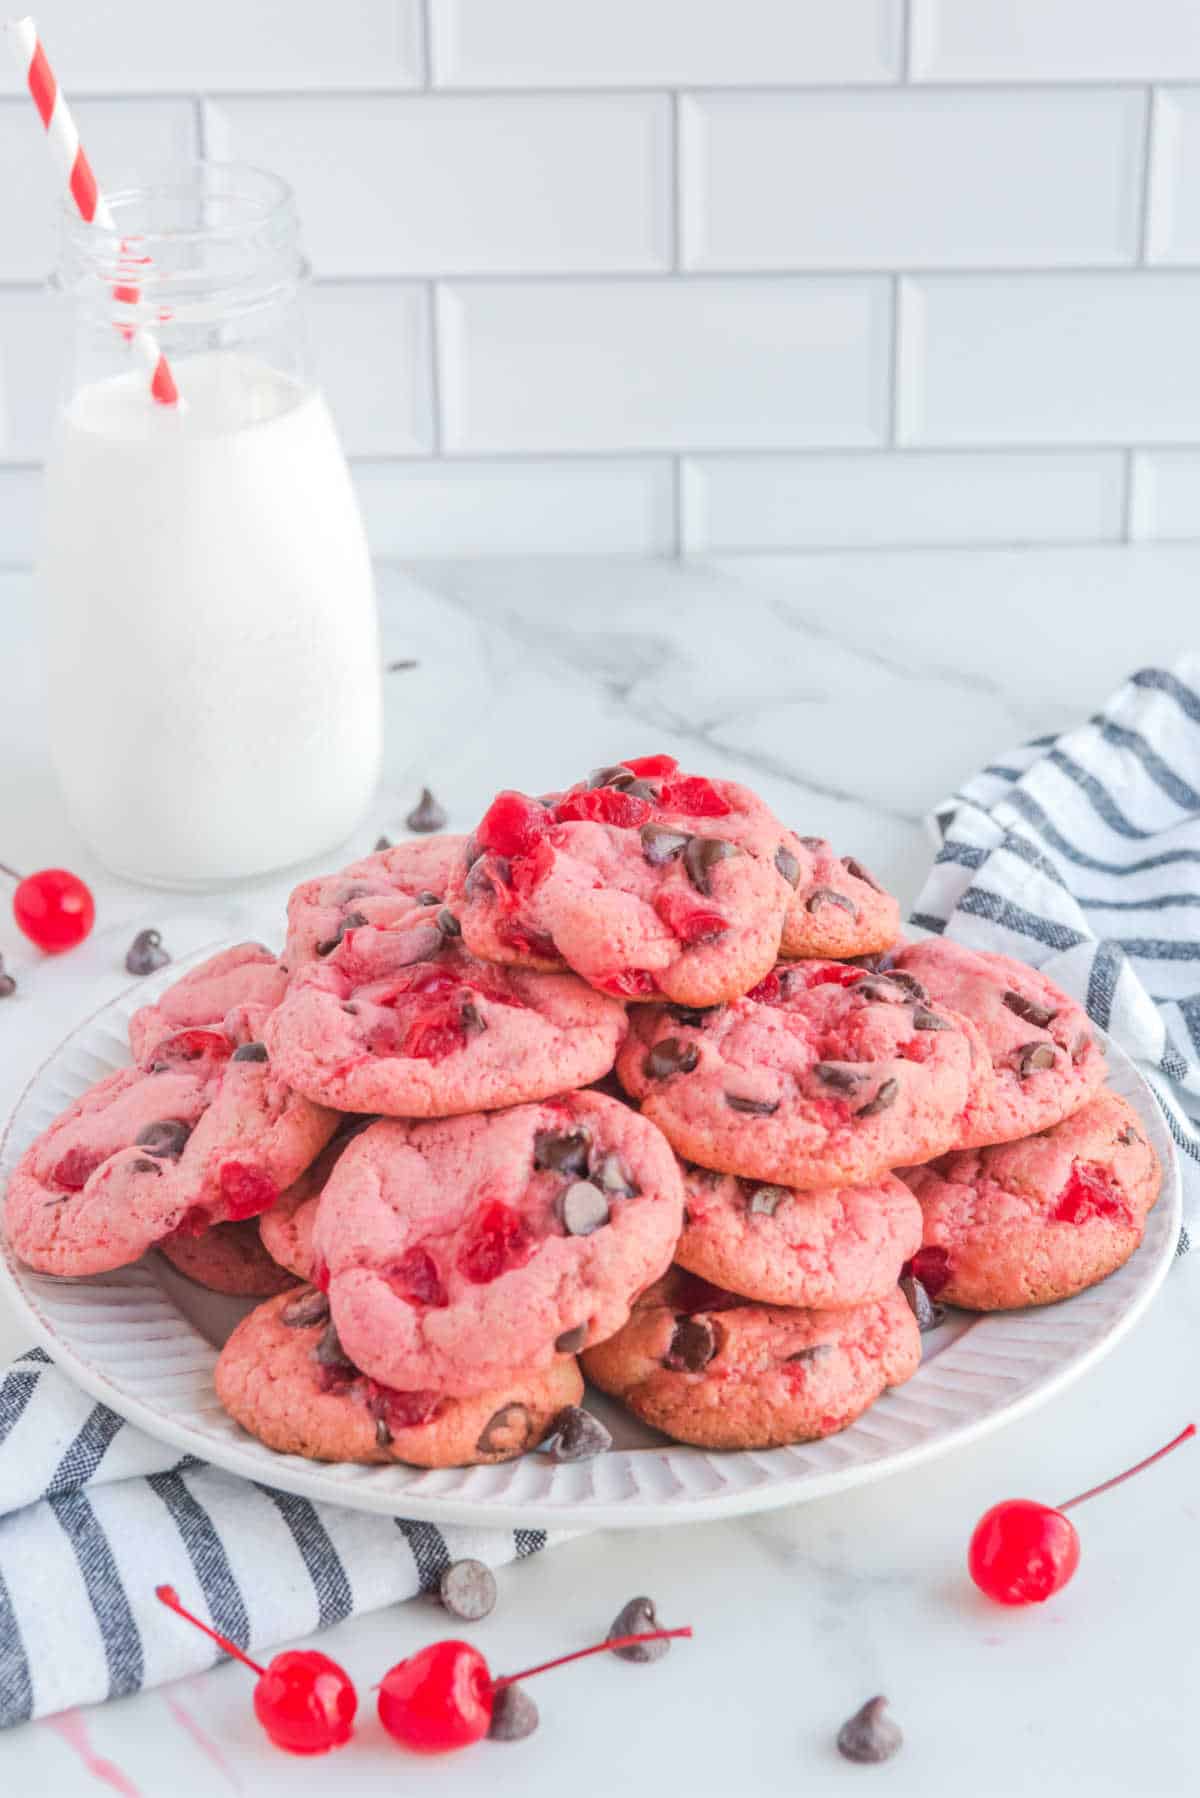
top-left (5, 15), bottom-right (180, 406)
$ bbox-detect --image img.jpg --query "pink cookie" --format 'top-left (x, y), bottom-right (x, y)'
top-left (264, 916), bottom-right (627, 1117)
top-left (901, 1091), bottom-right (1161, 1310)
top-left (893, 938), bottom-right (1106, 1148)
top-left (257, 1122), bottom-right (373, 1282)
top-left (677, 1163), bottom-right (922, 1309)
top-left (315, 1093), bottom-right (685, 1397)
top-left (617, 961), bottom-right (982, 1190)
top-left (445, 756), bottom-right (795, 1007)
top-left (777, 833), bottom-right (901, 961)
top-left (129, 943), bottom-right (287, 1064)
top-left (283, 836), bottom-right (465, 971)
top-left (159, 1219), bottom-right (298, 1297)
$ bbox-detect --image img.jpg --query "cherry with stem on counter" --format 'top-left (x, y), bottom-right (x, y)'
top-left (0, 859), bottom-right (94, 953)
top-left (969, 1422), bottom-right (1195, 1606)
top-left (155, 1585), bottom-right (357, 1755)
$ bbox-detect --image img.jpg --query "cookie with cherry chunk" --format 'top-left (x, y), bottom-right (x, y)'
top-left (582, 1269), bottom-right (920, 1450)
top-left (216, 1286), bottom-right (583, 1468)
top-left (129, 942), bottom-right (287, 1064)
top-left (776, 832), bottom-right (900, 961)
top-left (263, 911), bottom-right (627, 1117)
top-left (282, 835), bottom-right (466, 971)
top-left (445, 756), bottom-right (797, 1007)
top-left (900, 1091), bottom-right (1161, 1310)
top-left (314, 1093), bottom-right (684, 1398)
top-left (617, 960), bottom-right (983, 1190)
top-left (892, 938), bottom-right (1106, 1148)
top-left (159, 1218), bottom-right (298, 1298)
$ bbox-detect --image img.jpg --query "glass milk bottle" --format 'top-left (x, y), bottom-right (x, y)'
top-left (37, 163), bottom-right (382, 886)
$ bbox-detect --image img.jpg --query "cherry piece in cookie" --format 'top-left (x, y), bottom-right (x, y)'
top-left (1, 862), bottom-right (94, 954)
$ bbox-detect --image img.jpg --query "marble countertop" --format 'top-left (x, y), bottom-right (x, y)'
top-left (1, 547), bottom-right (1199, 1797)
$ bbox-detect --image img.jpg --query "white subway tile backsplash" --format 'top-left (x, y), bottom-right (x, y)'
top-left (0, 294), bottom-right (67, 463)
top-left (1130, 451), bottom-right (1200, 540)
top-left (438, 279), bottom-right (890, 453)
top-left (432, 0), bottom-right (901, 88)
top-left (912, 0), bottom-right (1200, 83)
top-left (682, 90), bottom-right (1143, 271)
top-left (308, 284), bottom-right (434, 455)
top-left (1147, 90), bottom-right (1200, 263)
top-left (899, 274), bottom-right (1200, 446)
top-left (0, 99), bottom-right (198, 282)
top-left (353, 458), bottom-right (675, 556)
top-left (682, 451), bottom-right (1126, 552)
top-left (0, 0), bottom-right (423, 92)
top-left (206, 94), bottom-right (670, 277)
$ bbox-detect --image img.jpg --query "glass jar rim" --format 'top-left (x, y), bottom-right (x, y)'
top-left (59, 160), bottom-right (297, 254)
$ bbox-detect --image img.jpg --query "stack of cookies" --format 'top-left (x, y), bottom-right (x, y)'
top-left (3, 755), bottom-right (1162, 1467)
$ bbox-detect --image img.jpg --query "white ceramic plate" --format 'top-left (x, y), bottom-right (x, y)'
top-left (0, 946), bottom-right (1182, 1529)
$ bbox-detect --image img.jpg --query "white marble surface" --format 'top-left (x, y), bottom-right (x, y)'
top-left (1, 547), bottom-right (1199, 1796)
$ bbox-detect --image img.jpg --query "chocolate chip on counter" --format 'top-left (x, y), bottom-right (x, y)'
top-left (545, 1404), bottom-right (612, 1463)
top-left (667, 1003), bottom-right (721, 1028)
top-left (0, 956), bottom-right (15, 999)
top-left (900, 1273), bottom-right (944, 1333)
top-left (125, 929), bottom-right (170, 976)
top-left (489, 1683), bottom-right (539, 1742)
top-left (856, 1078), bottom-right (899, 1118)
top-left (748, 1184), bottom-right (790, 1217)
top-left (435, 907), bottom-right (461, 938)
top-left (476, 1402), bottom-right (534, 1457)
top-left (1002, 989), bottom-right (1058, 1029)
top-left (232, 1041), bottom-right (269, 1062)
top-left (406, 787), bottom-right (448, 834)
top-left (374, 835), bottom-right (391, 852)
top-left (842, 856), bottom-right (884, 894)
top-left (533, 1128), bottom-right (592, 1177)
top-left (316, 910), bottom-right (367, 957)
top-left (314, 1322), bottom-right (354, 1368)
top-left (608, 1597), bottom-right (671, 1662)
top-left (640, 823), bottom-right (690, 866)
top-left (281, 1289), bottom-right (331, 1329)
top-left (911, 1006), bottom-right (952, 1032)
top-left (439, 1558), bottom-right (497, 1622)
top-left (561, 1181), bottom-right (610, 1236)
top-left (724, 1092), bottom-right (780, 1116)
top-left (813, 1062), bottom-right (865, 1092)
top-left (1018, 1041), bottom-right (1057, 1076)
top-left (664, 1316), bottom-right (716, 1372)
top-left (461, 997), bottom-right (487, 1035)
top-left (837, 1696), bottom-right (903, 1765)
top-left (595, 1150), bottom-right (640, 1197)
top-left (554, 1325), bottom-right (588, 1354)
top-left (806, 887), bottom-right (858, 917)
top-left (135, 1118), bottom-right (192, 1159)
top-left (683, 835), bottom-right (737, 896)
top-left (644, 1038), bottom-right (700, 1080)
top-left (774, 843), bottom-right (802, 887)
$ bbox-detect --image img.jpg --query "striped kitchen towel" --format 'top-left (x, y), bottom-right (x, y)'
top-left (0, 1346), bottom-right (552, 1729)
top-left (912, 660), bottom-right (1200, 1250)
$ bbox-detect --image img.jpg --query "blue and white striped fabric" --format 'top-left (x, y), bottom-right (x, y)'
top-left (0, 1347), bottom-right (549, 1729)
top-left (912, 661), bottom-right (1200, 1253)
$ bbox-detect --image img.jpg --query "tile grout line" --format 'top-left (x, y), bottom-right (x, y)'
top-left (671, 456), bottom-right (685, 557)
top-left (426, 280), bottom-right (444, 456)
top-left (1138, 86), bottom-right (1157, 263)
top-left (669, 90), bottom-right (683, 273)
top-left (5, 76), bottom-right (1198, 100)
top-left (899, 0), bottom-right (915, 83)
top-left (1122, 449), bottom-right (1139, 543)
top-left (887, 275), bottom-right (903, 446)
top-left (418, 0), bottom-right (434, 88)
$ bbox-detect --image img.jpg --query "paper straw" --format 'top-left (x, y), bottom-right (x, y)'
top-left (5, 15), bottom-right (180, 405)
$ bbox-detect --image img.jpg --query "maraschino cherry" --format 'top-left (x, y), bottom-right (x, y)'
top-left (0, 858), bottom-right (94, 953)
top-left (969, 1422), bottom-right (1195, 1606)
top-left (156, 1585), bottom-right (357, 1754)
top-left (378, 1621), bottom-right (693, 1754)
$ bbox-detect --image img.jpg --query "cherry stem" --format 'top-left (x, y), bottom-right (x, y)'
top-left (155, 1584), bottom-right (267, 1677)
top-left (494, 1626), bottom-right (693, 1691)
top-left (0, 861), bottom-right (22, 883)
top-left (1058, 1422), bottom-right (1195, 1514)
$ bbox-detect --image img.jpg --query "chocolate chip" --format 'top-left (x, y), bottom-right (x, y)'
top-left (125, 929), bottom-right (170, 976)
top-left (1017, 1041), bottom-right (1057, 1076)
top-left (341, 1002), bottom-right (359, 1016)
top-left (785, 1343), bottom-right (832, 1364)
top-left (545, 1404), bottom-right (612, 1462)
top-left (415, 890), bottom-right (441, 906)
top-left (774, 843), bottom-right (801, 887)
top-left (837, 1696), bottom-right (903, 1765)
top-left (232, 1041), bottom-right (269, 1062)
top-left (135, 1118), bottom-right (192, 1159)
top-left (798, 834), bottom-right (825, 850)
top-left (683, 835), bottom-right (737, 896)
top-left (281, 1289), bottom-right (331, 1329)
top-left (884, 970), bottom-right (927, 1002)
top-left (466, 855), bottom-right (510, 900)
top-left (911, 1006), bottom-right (952, 1031)
top-left (589, 763), bottom-right (633, 789)
top-left (387, 658), bottom-right (419, 673)
top-left (1116, 1124), bottom-right (1142, 1146)
top-left (724, 1092), bottom-right (779, 1116)
top-left (842, 856), bottom-right (884, 893)
top-left (608, 1597), bottom-right (670, 1662)
top-left (314, 1322), bottom-right (355, 1370)
top-left (644, 1038), bottom-right (700, 1080)
top-left (900, 1273), bottom-right (944, 1332)
top-left (435, 907), bottom-right (461, 937)
top-left (806, 887), bottom-right (857, 917)
top-left (856, 1077), bottom-right (899, 1117)
top-left (463, 837), bottom-right (482, 869)
top-left (846, 951), bottom-right (895, 972)
top-left (554, 1325), bottom-right (587, 1354)
top-left (640, 823), bottom-right (690, 866)
top-left (748, 1184), bottom-right (790, 1216)
top-left (476, 1402), bottom-right (534, 1457)
top-left (1002, 989), bottom-right (1058, 1029)
top-left (375, 1416), bottom-right (392, 1448)
top-left (812, 1062), bottom-right (866, 1092)
top-left (667, 1003), bottom-right (721, 1028)
top-left (561, 1181), bottom-right (610, 1236)
top-left (439, 1559), bottom-right (497, 1622)
top-left (595, 1150), bottom-right (639, 1197)
top-left (857, 975), bottom-right (912, 1005)
top-left (374, 835), bottom-right (391, 852)
top-left (664, 1316), bottom-right (716, 1372)
top-left (488, 1684), bottom-right (539, 1742)
top-left (406, 787), bottom-right (448, 834)
top-left (533, 1128), bottom-right (592, 1177)
top-left (130, 1157), bottom-right (162, 1175)
top-left (316, 910), bottom-right (367, 957)
top-left (0, 957), bottom-right (15, 999)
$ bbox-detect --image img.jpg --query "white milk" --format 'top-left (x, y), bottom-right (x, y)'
top-left (37, 350), bottom-right (382, 885)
